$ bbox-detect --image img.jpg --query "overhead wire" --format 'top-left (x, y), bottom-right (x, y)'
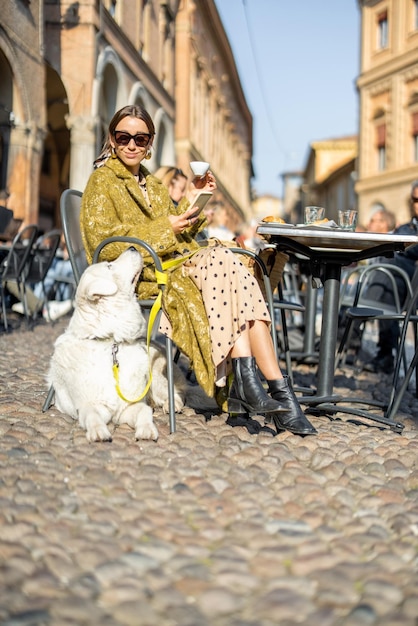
top-left (241, 0), bottom-right (286, 157)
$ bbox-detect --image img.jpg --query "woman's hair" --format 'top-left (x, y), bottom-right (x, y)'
top-left (94, 104), bottom-right (155, 167)
top-left (154, 165), bottom-right (187, 187)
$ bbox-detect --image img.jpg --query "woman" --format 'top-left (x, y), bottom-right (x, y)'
top-left (154, 165), bottom-right (188, 206)
top-left (80, 105), bottom-right (316, 436)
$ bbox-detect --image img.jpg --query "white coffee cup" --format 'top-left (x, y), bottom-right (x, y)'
top-left (190, 161), bottom-right (210, 177)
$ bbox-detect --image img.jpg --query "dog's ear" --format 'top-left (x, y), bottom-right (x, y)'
top-left (85, 277), bottom-right (118, 300)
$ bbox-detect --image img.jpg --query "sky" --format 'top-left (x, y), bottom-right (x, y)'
top-left (214, 0), bottom-right (361, 198)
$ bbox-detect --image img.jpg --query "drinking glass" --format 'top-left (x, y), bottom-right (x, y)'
top-left (304, 206), bottom-right (325, 225)
top-left (338, 210), bottom-right (358, 231)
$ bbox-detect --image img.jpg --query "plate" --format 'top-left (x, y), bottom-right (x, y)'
top-left (260, 221), bottom-right (295, 227)
top-left (297, 220), bottom-right (339, 230)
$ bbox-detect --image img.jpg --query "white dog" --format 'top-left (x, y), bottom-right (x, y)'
top-left (48, 247), bottom-right (186, 442)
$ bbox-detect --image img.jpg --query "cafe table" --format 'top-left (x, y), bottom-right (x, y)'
top-left (256, 222), bottom-right (418, 432)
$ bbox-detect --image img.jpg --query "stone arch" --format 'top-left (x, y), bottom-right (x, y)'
top-left (129, 82), bottom-right (152, 111)
top-left (152, 107), bottom-right (175, 170)
top-left (93, 46), bottom-right (127, 154)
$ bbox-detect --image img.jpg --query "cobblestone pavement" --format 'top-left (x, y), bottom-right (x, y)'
top-left (1, 316), bottom-right (418, 626)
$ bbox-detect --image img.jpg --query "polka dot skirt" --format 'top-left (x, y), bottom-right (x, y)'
top-left (182, 246), bottom-right (271, 385)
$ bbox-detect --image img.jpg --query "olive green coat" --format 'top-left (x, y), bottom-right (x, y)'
top-left (80, 155), bottom-right (216, 395)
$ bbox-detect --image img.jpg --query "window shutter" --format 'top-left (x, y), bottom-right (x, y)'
top-left (412, 112), bottom-right (418, 135)
top-left (376, 123), bottom-right (386, 147)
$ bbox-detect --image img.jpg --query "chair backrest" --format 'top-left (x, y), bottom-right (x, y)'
top-left (354, 263), bottom-right (413, 314)
top-left (0, 206), bottom-right (13, 235)
top-left (1, 224), bottom-right (39, 282)
top-left (26, 229), bottom-right (62, 283)
top-left (60, 189), bottom-right (87, 285)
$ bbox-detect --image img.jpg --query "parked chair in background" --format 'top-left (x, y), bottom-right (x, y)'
top-left (0, 224), bottom-right (39, 331)
top-left (24, 229), bottom-right (63, 322)
top-left (336, 263), bottom-right (414, 372)
top-left (385, 284), bottom-right (418, 419)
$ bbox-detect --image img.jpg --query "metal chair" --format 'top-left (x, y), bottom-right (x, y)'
top-left (59, 189), bottom-right (87, 283)
top-left (43, 189), bottom-right (286, 431)
top-left (385, 284), bottom-right (418, 420)
top-left (242, 246), bottom-right (305, 383)
top-left (335, 263), bottom-right (414, 371)
top-left (0, 224), bottom-right (39, 331)
top-left (25, 229), bottom-right (62, 322)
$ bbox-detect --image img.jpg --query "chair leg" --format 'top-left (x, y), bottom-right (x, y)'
top-left (43, 384), bottom-right (55, 412)
top-left (335, 316), bottom-right (355, 369)
top-left (0, 285), bottom-right (8, 332)
top-left (277, 305), bottom-right (294, 384)
top-left (166, 335), bottom-right (176, 434)
top-left (386, 346), bottom-right (418, 420)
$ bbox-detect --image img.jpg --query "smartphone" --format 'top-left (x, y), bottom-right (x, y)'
top-left (190, 191), bottom-right (213, 216)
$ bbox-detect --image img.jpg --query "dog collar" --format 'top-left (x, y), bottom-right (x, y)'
top-left (112, 342), bottom-right (152, 403)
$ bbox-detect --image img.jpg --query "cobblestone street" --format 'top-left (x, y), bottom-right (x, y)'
top-left (1, 317), bottom-right (418, 626)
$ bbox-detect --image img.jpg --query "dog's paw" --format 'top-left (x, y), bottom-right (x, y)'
top-left (86, 423), bottom-right (113, 443)
top-left (174, 393), bottom-right (185, 412)
top-left (162, 393), bottom-right (184, 414)
top-left (135, 422), bottom-right (159, 441)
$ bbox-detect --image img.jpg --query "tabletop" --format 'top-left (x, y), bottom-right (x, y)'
top-left (256, 223), bottom-right (418, 252)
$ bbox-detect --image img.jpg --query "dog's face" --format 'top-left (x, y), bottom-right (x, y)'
top-left (72, 247), bottom-right (147, 342)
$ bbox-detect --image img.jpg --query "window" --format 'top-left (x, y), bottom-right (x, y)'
top-left (377, 10), bottom-right (388, 49)
top-left (376, 123), bottom-right (386, 171)
top-left (104, 0), bottom-right (117, 17)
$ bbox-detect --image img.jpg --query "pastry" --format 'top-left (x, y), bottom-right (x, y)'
top-left (262, 216), bottom-right (285, 223)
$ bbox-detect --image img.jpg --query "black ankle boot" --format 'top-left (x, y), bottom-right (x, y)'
top-left (228, 357), bottom-right (284, 415)
top-left (266, 376), bottom-right (317, 435)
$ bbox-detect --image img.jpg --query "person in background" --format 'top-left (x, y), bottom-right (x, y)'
top-left (362, 181), bottom-right (418, 373)
top-left (367, 207), bottom-right (396, 233)
top-left (80, 104), bottom-right (316, 436)
top-left (206, 204), bottom-right (235, 241)
top-left (154, 166), bottom-right (188, 206)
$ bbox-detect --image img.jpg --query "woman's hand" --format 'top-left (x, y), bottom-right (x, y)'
top-left (168, 170), bottom-right (217, 234)
top-left (168, 208), bottom-right (201, 235)
top-left (187, 170), bottom-right (217, 204)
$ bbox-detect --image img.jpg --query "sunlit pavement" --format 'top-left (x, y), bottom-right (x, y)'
top-left (1, 317), bottom-right (418, 625)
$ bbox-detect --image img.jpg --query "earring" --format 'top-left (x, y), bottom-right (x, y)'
top-left (145, 148), bottom-right (152, 160)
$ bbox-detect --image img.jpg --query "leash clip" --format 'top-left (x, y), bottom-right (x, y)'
top-left (112, 342), bottom-right (119, 367)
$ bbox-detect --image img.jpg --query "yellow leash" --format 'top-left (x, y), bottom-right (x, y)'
top-left (112, 252), bottom-right (198, 403)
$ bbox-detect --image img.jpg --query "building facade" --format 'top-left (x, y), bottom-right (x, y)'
top-left (174, 0), bottom-right (253, 232)
top-left (356, 0), bottom-right (418, 225)
top-left (302, 136), bottom-right (358, 224)
top-left (0, 0), bottom-right (253, 233)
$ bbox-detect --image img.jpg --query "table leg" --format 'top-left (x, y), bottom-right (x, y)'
top-left (316, 263), bottom-right (341, 398)
top-left (302, 278), bottom-right (318, 359)
top-left (300, 263), bottom-right (404, 432)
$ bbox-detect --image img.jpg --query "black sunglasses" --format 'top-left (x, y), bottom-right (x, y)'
top-left (114, 130), bottom-right (152, 148)
top-left (411, 196), bottom-right (418, 202)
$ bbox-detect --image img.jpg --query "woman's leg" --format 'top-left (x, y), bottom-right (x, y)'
top-left (248, 321), bottom-right (317, 435)
top-left (229, 320), bottom-right (283, 379)
top-left (248, 320), bottom-right (283, 380)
